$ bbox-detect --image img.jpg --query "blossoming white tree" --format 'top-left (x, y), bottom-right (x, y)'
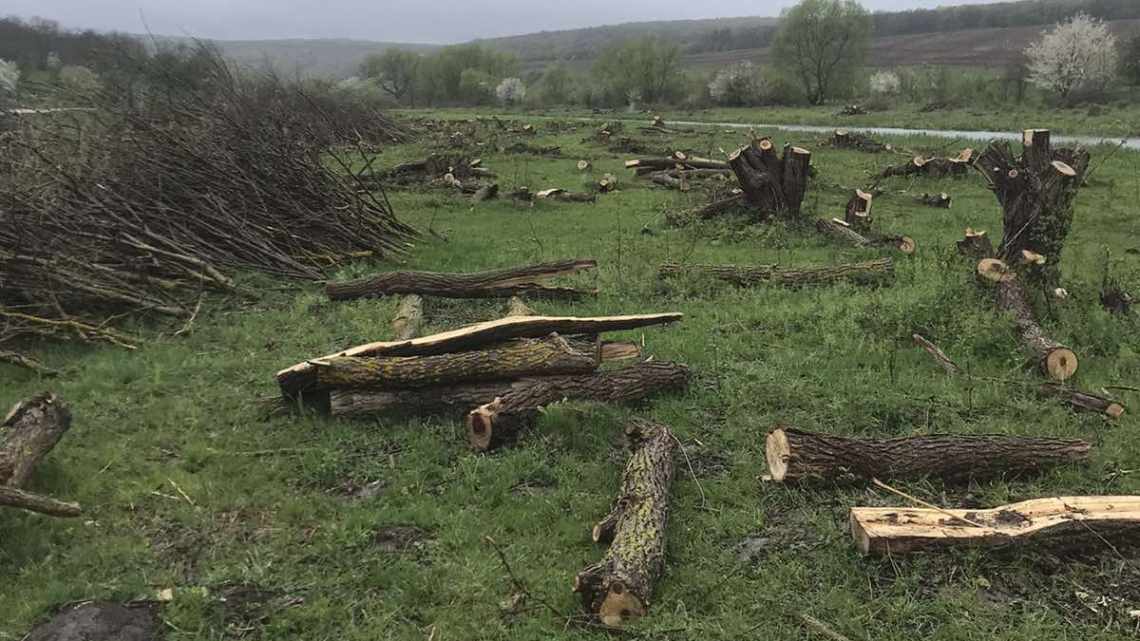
top-left (708, 62), bottom-right (764, 106)
top-left (869, 70), bottom-right (900, 95)
top-left (1025, 14), bottom-right (1119, 99)
top-left (495, 77), bottom-right (526, 105)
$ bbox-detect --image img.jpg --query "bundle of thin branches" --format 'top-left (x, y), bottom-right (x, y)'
top-left (0, 46), bottom-right (416, 358)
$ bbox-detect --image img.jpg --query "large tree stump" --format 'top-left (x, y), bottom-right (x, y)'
top-left (277, 312), bottom-right (682, 398)
top-left (766, 427), bottom-right (1089, 484)
top-left (466, 361), bottom-right (690, 451)
top-left (325, 259), bottom-right (598, 301)
top-left (315, 334), bottom-right (601, 389)
top-left (574, 419), bottom-right (675, 627)
top-left (659, 258), bottom-right (893, 288)
top-left (1, 393), bottom-right (81, 517)
top-left (726, 138), bottom-right (811, 219)
top-left (851, 496), bottom-right (1140, 556)
top-left (973, 129), bottom-right (1090, 287)
top-left (844, 190), bottom-right (874, 232)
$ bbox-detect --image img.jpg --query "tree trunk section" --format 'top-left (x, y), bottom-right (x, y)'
top-left (1039, 384), bottom-right (1125, 419)
top-left (276, 312), bottom-right (682, 398)
top-left (851, 496), bottom-right (1140, 556)
top-left (325, 259), bottom-right (598, 301)
top-left (315, 333), bottom-right (600, 389)
top-left (659, 258), bottom-right (893, 288)
top-left (0, 393), bottom-right (81, 517)
top-left (466, 362), bottom-right (690, 451)
top-left (766, 427), bottom-right (1089, 484)
top-left (726, 139), bottom-right (810, 219)
top-left (992, 276), bottom-right (1078, 381)
top-left (0, 485), bottom-right (82, 517)
top-left (573, 419), bottom-right (675, 627)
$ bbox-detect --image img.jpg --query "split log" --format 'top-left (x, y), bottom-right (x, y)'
top-left (625, 157), bottom-right (728, 172)
top-left (574, 419), bottom-right (675, 627)
top-left (916, 192), bottom-right (952, 208)
top-left (1, 393), bottom-right (81, 517)
top-left (326, 259), bottom-right (597, 301)
top-left (314, 333), bottom-right (601, 389)
top-left (277, 312), bottom-right (683, 398)
top-left (471, 183), bottom-right (499, 203)
top-left (766, 427), bottom-right (1089, 484)
top-left (726, 139), bottom-right (811, 219)
top-left (851, 496), bottom-right (1140, 555)
top-left (844, 190), bottom-right (873, 232)
top-left (466, 361), bottom-right (690, 451)
top-left (0, 351), bottom-right (59, 376)
top-left (1039, 384), bottom-right (1125, 419)
top-left (660, 258), bottom-right (893, 288)
top-left (391, 295), bottom-right (423, 341)
top-left (974, 129), bottom-right (1089, 287)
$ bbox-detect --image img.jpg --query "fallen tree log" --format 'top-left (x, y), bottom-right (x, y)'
top-left (974, 129), bottom-right (1090, 287)
top-left (0, 351), bottom-right (59, 376)
top-left (1039, 384), bottom-right (1125, 419)
top-left (851, 496), bottom-right (1140, 556)
top-left (766, 427), bottom-right (1089, 484)
top-left (659, 258), bottom-right (893, 288)
top-left (326, 259), bottom-right (597, 301)
top-left (626, 157), bottom-right (728, 172)
top-left (277, 312), bottom-right (683, 398)
top-left (831, 129), bottom-right (890, 153)
top-left (988, 264), bottom-right (1078, 381)
top-left (727, 138), bottom-right (811, 219)
top-left (912, 333), bottom-right (961, 374)
top-left (574, 419), bottom-right (675, 627)
top-left (466, 361), bottom-right (690, 451)
top-left (315, 333), bottom-right (601, 389)
top-left (1, 393), bottom-right (81, 517)
top-left (391, 295), bottom-right (423, 341)
top-left (536, 188), bottom-right (597, 203)
top-left (880, 149), bottom-right (973, 179)
top-left (471, 183), bottom-right (499, 203)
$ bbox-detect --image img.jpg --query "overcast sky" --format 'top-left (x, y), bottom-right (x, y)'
top-left (5, 0), bottom-right (1006, 43)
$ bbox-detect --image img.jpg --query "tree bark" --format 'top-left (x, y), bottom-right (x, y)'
top-left (973, 129), bottom-right (1089, 287)
top-left (766, 427), bottom-right (1089, 484)
top-left (315, 333), bottom-right (601, 389)
top-left (391, 295), bottom-right (423, 341)
top-left (277, 312), bottom-right (683, 398)
top-left (726, 139), bottom-right (811, 219)
top-left (574, 419), bottom-right (675, 627)
top-left (844, 190), bottom-right (873, 232)
top-left (1, 393), bottom-right (81, 517)
top-left (330, 381), bottom-right (519, 418)
top-left (467, 362), bottom-right (690, 451)
top-left (851, 496), bottom-right (1140, 556)
top-left (956, 228), bottom-right (995, 258)
top-left (1039, 384), bottom-right (1125, 419)
top-left (0, 351), bottom-right (59, 376)
top-left (992, 275), bottom-right (1078, 381)
top-left (0, 485), bottom-right (82, 517)
top-left (326, 259), bottom-right (598, 301)
top-left (658, 258), bottom-right (893, 288)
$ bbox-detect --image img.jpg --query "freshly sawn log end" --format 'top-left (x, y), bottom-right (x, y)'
top-left (977, 258), bottom-right (1014, 283)
top-left (1042, 347), bottom-right (1079, 382)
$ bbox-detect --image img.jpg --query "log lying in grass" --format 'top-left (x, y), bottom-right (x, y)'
top-left (880, 149), bottom-right (973, 179)
top-left (391, 295), bottom-right (423, 341)
top-left (984, 263), bottom-right (1078, 381)
top-left (766, 427), bottom-right (1090, 484)
top-left (315, 334), bottom-right (601, 389)
top-left (912, 334), bottom-right (961, 374)
top-left (658, 258), bottom-right (893, 288)
top-left (466, 361), bottom-right (690, 451)
top-left (277, 312), bottom-right (683, 398)
top-left (831, 129), bottom-right (890, 153)
top-left (727, 138), bottom-right (812, 219)
top-left (574, 419), bottom-right (675, 627)
top-left (851, 496), bottom-right (1140, 556)
top-left (535, 188), bottom-right (597, 203)
top-left (1039, 384), bottom-right (1125, 419)
top-left (0, 351), bottom-right (58, 376)
top-left (1, 393), bottom-right (81, 517)
top-left (331, 381), bottom-right (518, 418)
top-left (626, 156), bottom-right (728, 172)
top-left (326, 259), bottom-right (597, 301)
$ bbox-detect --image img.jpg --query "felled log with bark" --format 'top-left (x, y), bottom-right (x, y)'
top-left (574, 419), bottom-right (675, 627)
top-left (277, 312), bottom-right (683, 399)
top-left (766, 427), bottom-right (1090, 484)
top-left (626, 155), bottom-right (729, 172)
top-left (1038, 384), bottom-right (1125, 419)
top-left (467, 361), bottom-right (690, 451)
top-left (973, 129), bottom-right (1090, 287)
top-left (880, 149), bottom-right (973, 179)
top-left (659, 258), bottom-right (893, 288)
top-left (726, 138), bottom-right (812, 219)
top-left (326, 259), bottom-right (597, 301)
top-left (851, 496), bottom-right (1140, 555)
top-left (535, 188), bottom-right (597, 203)
top-left (1, 393), bottom-right (82, 517)
top-left (831, 129), bottom-right (890, 153)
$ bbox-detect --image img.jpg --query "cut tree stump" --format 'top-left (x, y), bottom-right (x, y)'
top-left (466, 361), bottom-right (690, 451)
top-left (659, 258), bottom-right (893, 288)
top-left (315, 333), bottom-right (601, 389)
top-left (851, 496), bottom-right (1140, 555)
top-left (391, 295), bottom-right (423, 341)
top-left (766, 427), bottom-right (1089, 484)
top-left (844, 190), bottom-right (874, 232)
top-left (956, 228), bottom-right (994, 258)
top-left (974, 129), bottom-right (1089, 287)
top-left (277, 313), bottom-right (683, 398)
top-left (1, 393), bottom-right (81, 517)
top-left (574, 419), bottom-right (675, 627)
top-left (727, 138), bottom-right (811, 219)
top-left (326, 259), bottom-right (598, 301)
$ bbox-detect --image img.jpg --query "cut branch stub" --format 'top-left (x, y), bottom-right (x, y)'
top-left (726, 140), bottom-right (810, 219)
top-left (766, 427), bottom-right (1089, 484)
top-left (574, 419), bottom-right (675, 627)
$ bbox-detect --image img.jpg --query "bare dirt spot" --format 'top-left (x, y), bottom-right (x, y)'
top-left (24, 601), bottom-right (159, 641)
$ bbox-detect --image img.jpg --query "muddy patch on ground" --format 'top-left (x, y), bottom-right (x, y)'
top-left (24, 601), bottom-right (160, 641)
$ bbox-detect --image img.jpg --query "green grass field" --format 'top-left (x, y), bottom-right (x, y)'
top-left (3, 111), bottom-right (1140, 640)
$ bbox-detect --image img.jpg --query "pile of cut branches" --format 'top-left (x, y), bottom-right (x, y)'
top-left (0, 46), bottom-right (415, 361)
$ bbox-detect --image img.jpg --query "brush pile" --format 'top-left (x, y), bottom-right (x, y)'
top-left (0, 47), bottom-right (414, 356)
